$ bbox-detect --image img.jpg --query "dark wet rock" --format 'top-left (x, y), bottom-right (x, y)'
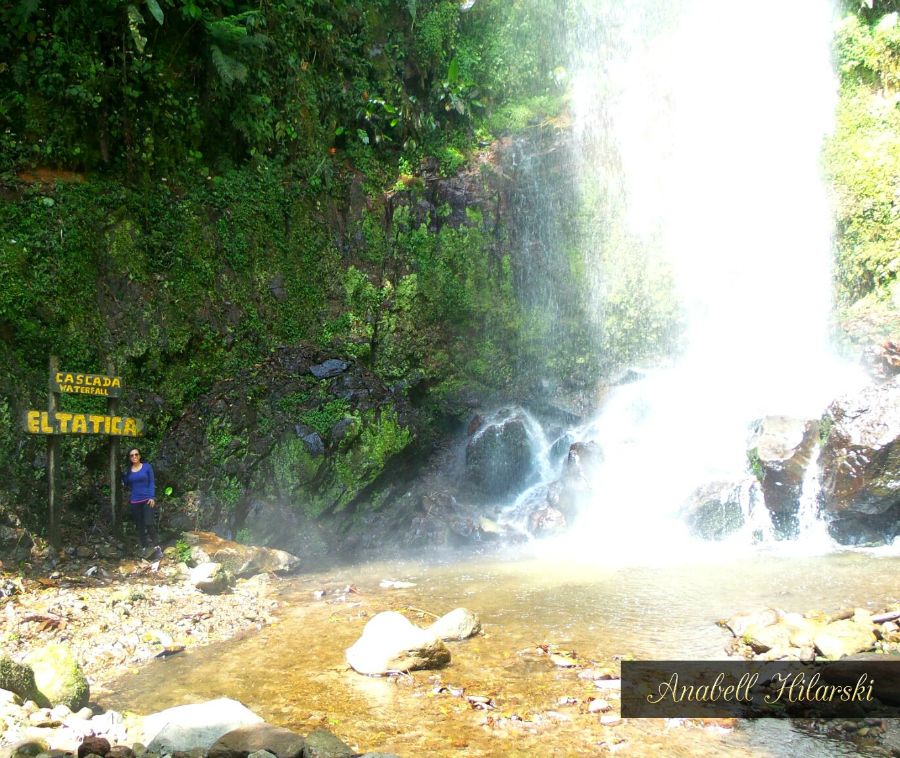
top-left (427, 608), bottom-right (482, 641)
top-left (293, 427), bottom-right (324, 457)
top-left (208, 724), bottom-right (305, 758)
top-left (184, 532), bottom-right (299, 578)
top-left (106, 747), bottom-right (134, 758)
top-left (143, 698), bottom-right (264, 754)
top-left (345, 611), bottom-right (451, 676)
top-left (819, 377), bottom-right (900, 543)
top-left (153, 345), bottom-right (418, 537)
top-left (464, 411), bottom-right (532, 497)
top-left (23, 644), bottom-right (88, 710)
top-left (748, 416), bottom-right (818, 537)
top-left (309, 360), bottom-right (349, 380)
top-left (328, 418), bottom-right (355, 445)
top-left (682, 479), bottom-right (759, 540)
top-left (77, 737), bottom-right (110, 758)
top-left (300, 730), bottom-right (353, 758)
top-left (826, 507), bottom-right (900, 546)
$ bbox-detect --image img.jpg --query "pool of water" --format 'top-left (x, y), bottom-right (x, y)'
top-left (99, 546), bottom-right (900, 756)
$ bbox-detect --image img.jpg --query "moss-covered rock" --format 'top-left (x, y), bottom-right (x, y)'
top-left (23, 643), bottom-right (89, 710)
top-left (0, 656), bottom-right (46, 706)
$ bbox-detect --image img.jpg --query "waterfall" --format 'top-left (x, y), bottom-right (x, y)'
top-left (515, 0), bottom-right (868, 554)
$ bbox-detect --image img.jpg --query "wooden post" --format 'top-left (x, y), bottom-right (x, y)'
top-left (47, 356), bottom-right (60, 550)
top-left (107, 360), bottom-right (121, 537)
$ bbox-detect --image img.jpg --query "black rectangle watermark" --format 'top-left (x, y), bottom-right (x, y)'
top-left (622, 660), bottom-right (900, 718)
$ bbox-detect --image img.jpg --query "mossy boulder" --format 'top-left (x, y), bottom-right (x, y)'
top-left (23, 644), bottom-right (89, 710)
top-left (0, 656), bottom-right (46, 706)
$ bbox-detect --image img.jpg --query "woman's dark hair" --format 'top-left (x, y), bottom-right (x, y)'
top-left (127, 448), bottom-right (141, 462)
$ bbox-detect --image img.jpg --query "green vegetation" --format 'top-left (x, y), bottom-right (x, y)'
top-left (825, 8), bottom-right (900, 341)
top-left (747, 449), bottom-right (764, 482)
top-left (174, 537), bottom-right (192, 563)
top-left (0, 0), bottom-right (896, 538)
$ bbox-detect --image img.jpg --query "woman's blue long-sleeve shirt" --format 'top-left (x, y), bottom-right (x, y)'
top-left (122, 463), bottom-right (155, 503)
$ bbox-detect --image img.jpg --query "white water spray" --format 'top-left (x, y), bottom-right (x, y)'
top-left (555, 0), bottom-right (866, 554)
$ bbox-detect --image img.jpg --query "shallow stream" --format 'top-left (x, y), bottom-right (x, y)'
top-left (100, 546), bottom-right (900, 757)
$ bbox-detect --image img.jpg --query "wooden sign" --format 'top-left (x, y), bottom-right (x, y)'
top-left (51, 371), bottom-right (122, 397)
top-left (24, 410), bottom-right (143, 436)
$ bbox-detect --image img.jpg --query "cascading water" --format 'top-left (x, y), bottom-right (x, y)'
top-left (506, 0), bottom-right (867, 556)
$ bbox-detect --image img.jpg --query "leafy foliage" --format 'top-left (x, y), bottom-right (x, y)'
top-left (825, 11), bottom-right (900, 319)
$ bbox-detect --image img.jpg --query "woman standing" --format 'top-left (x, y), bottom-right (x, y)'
top-left (121, 448), bottom-right (160, 556)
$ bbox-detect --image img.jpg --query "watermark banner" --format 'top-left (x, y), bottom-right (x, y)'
top-left (622, 660), bottom-right (900, 718)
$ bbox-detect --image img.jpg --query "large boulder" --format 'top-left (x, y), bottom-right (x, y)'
top-left (345, 611), bottom-right (451, 676)
top-left (747, 416), bottom-right (819, 537)
top-left (142, 698), bottom-right (264, 753)
top-left (22, 644), bottom-right (88, 710)
top-left (184, 531), bottom-right (300, 577)
top-left (464, 409), bottom-right (533, 497)
top-left (681, 479), bottom-right (759, 540)
top-left (819, 377), bottom-right (900, 544)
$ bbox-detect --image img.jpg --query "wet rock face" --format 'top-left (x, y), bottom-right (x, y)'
top-left (153, 345), bottom-right (418, 536)
top-left (682, 479), bottom-right (759, 541)
top-left (819, 378), bottom-right (900, 541)
top-left (464, 411), bottom-right (532, 497)
top-left (747, 416), bottom-right (819, 537)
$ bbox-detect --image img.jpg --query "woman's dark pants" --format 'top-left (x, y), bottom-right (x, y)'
top-left (130, 500), bottom-right (158, 548)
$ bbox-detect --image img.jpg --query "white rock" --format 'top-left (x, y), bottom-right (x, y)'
top-left (427, 608), bottom-right (481, 641)
top-left (142, 698), bottom-right (263, 753)
top-left (345, 611), bottom-right (451, 676)
top-left (189, 563), bottom-right (231, 594)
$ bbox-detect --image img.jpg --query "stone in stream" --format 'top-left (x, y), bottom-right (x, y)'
top-left (23, 644), bottom-right (89, 710)
top-left (301, 730), bottom-right (354, 758)
top-left (427, 608), bottom-right (481, 641)
top-left (345, 611), bottom-right (451, 676)
top-left (141, 698), bottom-right (264, 753)
top-left (208, 723), bottom-right (306, 758)
top-left (813, 619), bottom-right (877, 660)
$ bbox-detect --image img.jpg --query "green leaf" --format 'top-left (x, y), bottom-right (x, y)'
top-left (164, 486), bottom-right (174, 496)
top-left (145, 0), bottom-right (164, 25)
top-left (357, 128), bottom-right (369, 145)
top-left (447, 56), bottom-right (459, 85)
top-left (334, 126), bottom-right (345, 136)
top-left (406, 0), bottom-right (417, 27)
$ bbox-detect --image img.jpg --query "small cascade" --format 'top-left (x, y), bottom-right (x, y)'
top-left (793, 445), bottom-right (835, 550)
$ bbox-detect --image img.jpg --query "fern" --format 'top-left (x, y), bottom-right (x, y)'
top-left (210, 44), bottom-right (248, 86)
